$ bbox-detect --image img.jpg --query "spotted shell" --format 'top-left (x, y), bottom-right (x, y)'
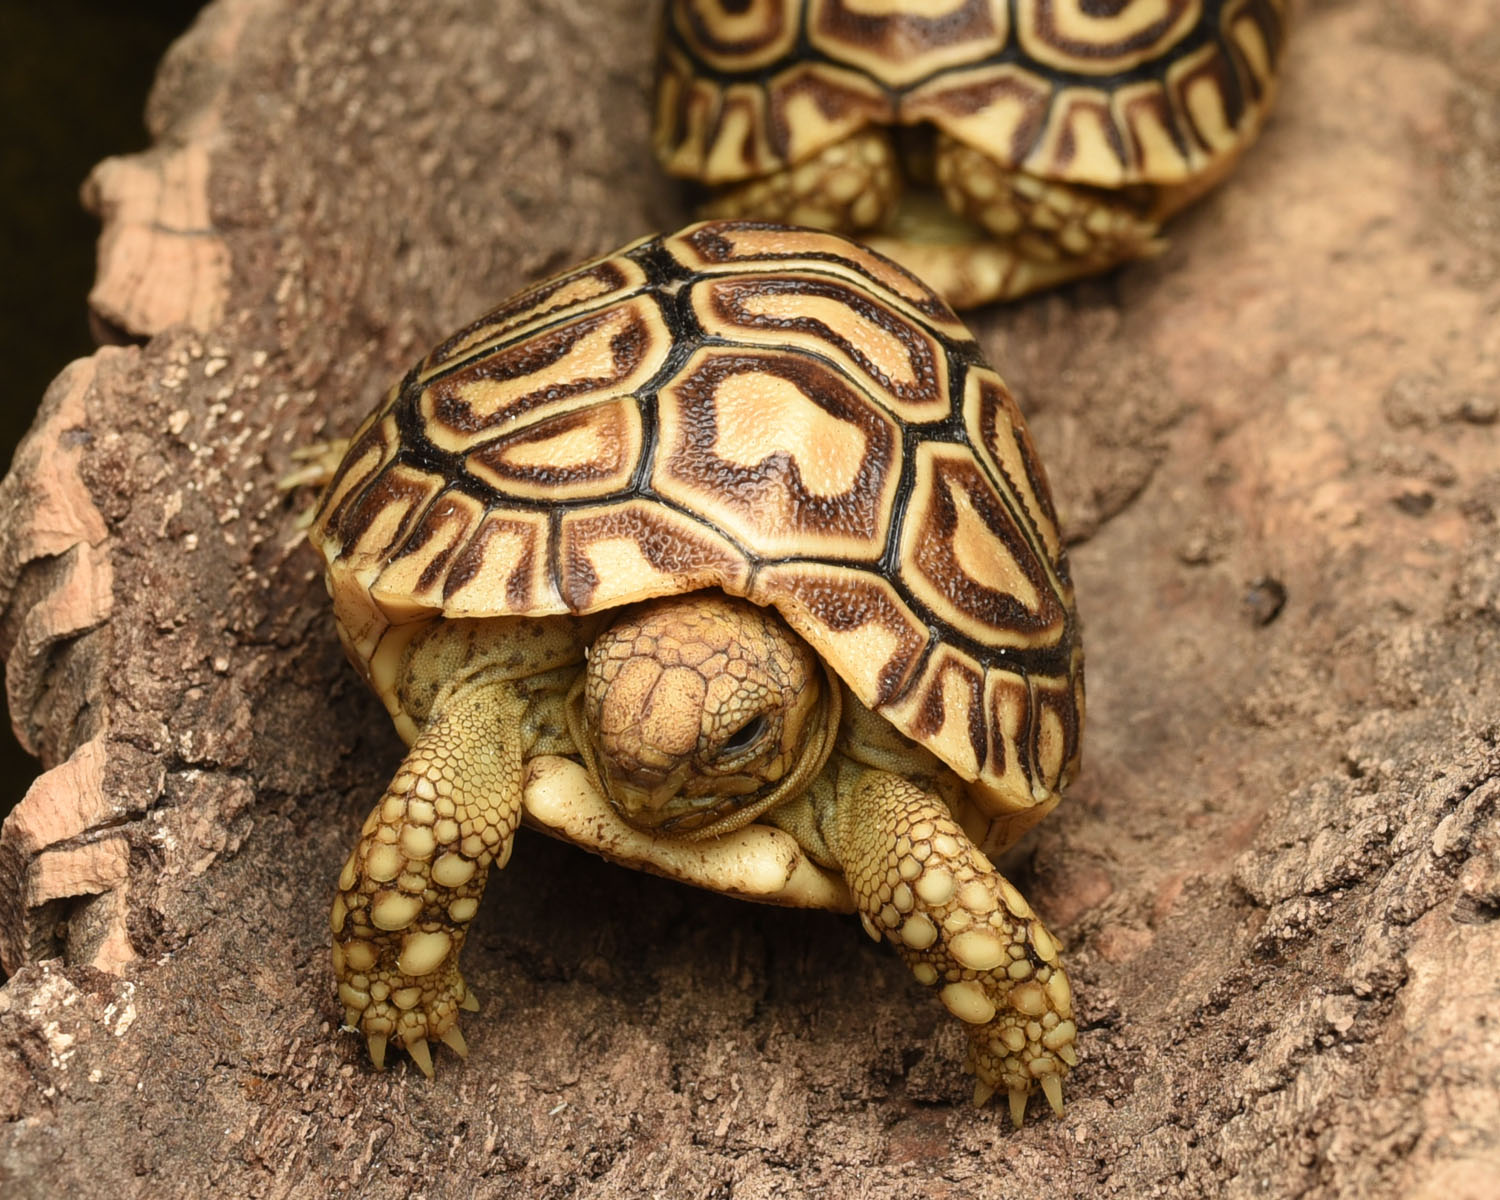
top-left (656, 0), bottom-right (1288, 191)
top-left (312, 221), bottom-right (1082, 825)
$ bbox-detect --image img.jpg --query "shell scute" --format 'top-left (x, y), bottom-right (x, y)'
top-left (748, 562), bottom-right (929, 709)
top-left (653, 346), bottom-right (902, 560)
top-left (664, 220), bottom-right (966, 333)
top-left (417, 297), bottom-right (671, 454)
top-left (806, 0), bottom-right (1009, 88)
top-left (557, 501), bottom-right (751, 615)
top-left (465, 398), bottom-right (643, 502)
top-left (963, 368), bottom-right (1063, 566)
top-left (422, 250), bottom-right (650, 372)
top-left (692, 273), bottom-right (951, 422)
top-left (436, 509), bottom-right (553, 617)
top-left (900, 443), bottom-right (1068, 652)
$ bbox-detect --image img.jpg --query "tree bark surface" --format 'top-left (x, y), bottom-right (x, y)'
top-left (1, 1), bottom-right (1497, 1197)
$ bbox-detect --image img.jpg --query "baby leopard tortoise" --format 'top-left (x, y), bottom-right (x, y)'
top-left (654, 0), bottom-right (1288, 307)
top-left (309, 219), bottom-right (1084, 1125)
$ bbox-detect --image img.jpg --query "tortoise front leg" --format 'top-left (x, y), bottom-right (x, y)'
top-left (331, 680), bottom-right (527, 1077)
top-left (826, 766), bottom-right (1078, 1126)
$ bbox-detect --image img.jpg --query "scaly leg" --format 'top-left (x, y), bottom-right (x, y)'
top-left (826, 765), bottom-right (1078, 1126)
top-left (331, 679), bottom-right (527, 1076)
top-left (703, 127), bottom-right (901, 233)
top-left (934, 131), bottom-right (1163, 299)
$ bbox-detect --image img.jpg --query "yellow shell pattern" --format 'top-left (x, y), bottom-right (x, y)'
top-left (312, 221), bottom-right (1083, 821)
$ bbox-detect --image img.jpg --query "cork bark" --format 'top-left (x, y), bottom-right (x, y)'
top-left (1, 1), bottom-right (1497, 1197)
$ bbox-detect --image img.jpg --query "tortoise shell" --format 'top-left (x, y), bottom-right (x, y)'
top-left (312, 220), bottom-right (1083, 827)
top-left (655, 0), bottom-right (1289, 191)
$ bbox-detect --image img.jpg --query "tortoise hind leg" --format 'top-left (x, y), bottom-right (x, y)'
top-left (701, 127), bottom-right (901, 233)
top-left (909, 131), bottom-right (1165, 304)
top-left (331, 679), bottom-right (528, 1077)
top-left (824, 765), bottom-right (1078, 1126)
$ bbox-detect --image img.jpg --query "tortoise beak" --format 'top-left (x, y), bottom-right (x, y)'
top-left (603, 765), bottom-right (689, 824)
top-left (603, 767), bottom-right (750, 835)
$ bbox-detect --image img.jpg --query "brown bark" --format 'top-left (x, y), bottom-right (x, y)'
top-left (1, 1), bottom-right (1497, 1196)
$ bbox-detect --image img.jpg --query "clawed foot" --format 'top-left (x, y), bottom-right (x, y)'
top-left (954, 896), bottom-right (1077, 1127)
top-left (329, 677), bottom-right (527, 1078)
top-left (963, 955), bottom-right (1077, 1126)
top-left (333, 917), bottom-right (480, 1078)
top-left (843, 773), bottom-right (1078, 1127)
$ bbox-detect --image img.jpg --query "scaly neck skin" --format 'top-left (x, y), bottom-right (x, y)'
top-left (763, 684), bottom-right (961, 868)
top-left (394, 614), bottom-right (596, 751)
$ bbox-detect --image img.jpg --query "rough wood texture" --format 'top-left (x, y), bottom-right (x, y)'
top-left (2, 1), bottom-right (1498, 1196)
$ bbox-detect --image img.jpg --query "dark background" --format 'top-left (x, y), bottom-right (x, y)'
top-left (1, 0), bottom-right (205, 818)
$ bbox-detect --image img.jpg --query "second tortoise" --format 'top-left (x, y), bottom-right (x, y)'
top-left (655, 0), bottom-right (1290, 306)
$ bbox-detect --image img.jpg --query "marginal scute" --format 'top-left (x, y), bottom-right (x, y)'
top-left (312, 405), bottom-right (400, 554)
top-left (433, 509), bottom-right (554, 618)
top-left (1170, 40), bottom-right (1245, 157)
top-left (1022, 87), bottom-right (1129, 187)
top-left (884, 645), bottom-right (987, 781)
top-left (902, 61), bottom-right (1053, 167)
top-left (962, 367), bottom-right (1063, 564)
top-left (1112, 79), bottom-right (1195, 185)
top-left (983, 669), bottom-right (1035, 803)
top-left (750, 562), bottom-right (927, 709)
top-left (329, 463), bottom-right (448, 580)
top-left (368, 490), bottom-right (488, 619)
top-left (1226, 0), bottom-right (1284, 98)
top-left (765, 61), bottom-right (893, 175)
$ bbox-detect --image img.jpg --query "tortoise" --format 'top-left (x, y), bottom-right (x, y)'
top-left (653, 0), bottom-right (1289, 307)
top-left (310, 219), bottom-right (1084, 1125)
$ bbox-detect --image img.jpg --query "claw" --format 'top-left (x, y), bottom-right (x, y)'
top-left (1058, 1044), bottom-right (1079, 1067)
top-left (367, 1033), bottom-right (388, 1072)
top-left (278, 440), bottom-right (350, 492)
top-left (277, 463), bottom-right (330, 491)
top-left (440, 1026), bottom-right (469, 1059)
top-left (407, 1036), bottom-right (435, 1079)
top-left (1009, 1087), bottom-right (1027, 1129)
top-left (459, 988), bottom-right (481, 1013)
top-left (1042, 1074), bottom-right (1064, 1116)
top-left (972, 1080), bottom-right (996, 1108)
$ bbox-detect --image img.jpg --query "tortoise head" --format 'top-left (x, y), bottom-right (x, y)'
top-left (575, 591), bottom-right (839, 839)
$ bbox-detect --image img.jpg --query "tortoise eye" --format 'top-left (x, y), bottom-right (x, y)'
top-left (720, 714), bottom-right (767, 756)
